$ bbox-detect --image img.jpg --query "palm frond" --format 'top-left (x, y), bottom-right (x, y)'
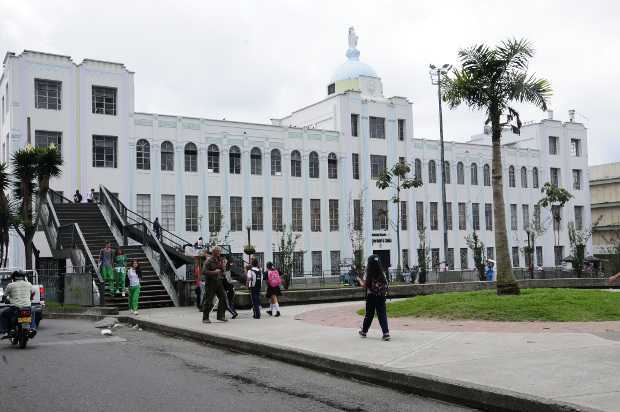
top-left (507, 72), bottom-right (552, 111)
top-left (496, 38), bottom-right (534, 72)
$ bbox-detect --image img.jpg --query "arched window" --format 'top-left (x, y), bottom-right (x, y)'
top-left (532, 167), bottom-right (539, 188)
top-left (521, 166), bottom-right (528, 188)
top-left (184, 142), bottom-right (197, 172)
top-left (271, 148), bottom-right (281, 176)
top-left (508, 165), bottom-right (516, 187)
top-left (229, 146), bottom-right (241, 174)
top-left (291, 150), bottom-right (301, 177)
top-left (483, 164), bottom-right (491, 186)
top-left (161, 141), bottom-right (174, 171)
top-left (428, 160), bottom-right (437, 183)
top-left (136, 139), bottom-right (150, 170)
top-left (250, 147), bottom-right (262, 175)
top-left (471, 163), bottom-right (478, 185)
top-left (327, 153), bottom-right (338, 179)
top-left (207, 144), bottom-right (219, 173)
top-left (457, 162), bottom-right (465, 184)
top-left (309, 151), bottom-right (319, 178)
top-left (443, 161), bottom-right (451, 184)
top-left (414, 159), bottom-right (422, 181)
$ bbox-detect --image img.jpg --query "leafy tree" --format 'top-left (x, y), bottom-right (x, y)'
top-left (521, 215), bottom-right (548, 278)
top-left (347, 191), bottom-right (366, 275)
top-left (206, 212), bottom-right (230, 249)
top-left (376, 160), bottom-right (422, 277)
top-left (537, 182), bottom-right (573, 248)
top-left (442, 38), bottom-right (552, 295)
top-left (417, 226), bottom-right (431, 284)
top-left (567, 217), bottom-right (600, 277)
top-left (277, 225), bottom-right (301, 289)
top-left (465, 232), bottom-right (486, 281)
top-left (12, 145), bottom-right (62, 269)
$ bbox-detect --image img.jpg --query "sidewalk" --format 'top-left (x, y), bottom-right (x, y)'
top-left (121, 302), bottom-right (620, 411)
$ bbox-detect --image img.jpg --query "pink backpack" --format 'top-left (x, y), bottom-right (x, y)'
top-left (267, 269), bottom-right (281, 288)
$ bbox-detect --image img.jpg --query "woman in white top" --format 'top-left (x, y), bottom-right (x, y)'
top-left (127, 260), bottom-right (141, 315)
top-left (246, 259), bottom-right (262, 319)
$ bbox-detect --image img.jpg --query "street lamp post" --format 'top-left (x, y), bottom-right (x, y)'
top-left (430, 63), bottom-right (452, 272)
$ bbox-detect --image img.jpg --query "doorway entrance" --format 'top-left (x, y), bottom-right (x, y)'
top-left (373, 250), bottom-right (391, 271)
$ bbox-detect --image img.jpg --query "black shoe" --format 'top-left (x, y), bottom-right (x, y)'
top-left (232, 312), bottom-right (239, 319)
top-left (358, 330), bottom-right (367, 338)
top-left (382, 334), bottom-right (391, 341)
top-left (275, 311), bottom-right (281, 317)
top-left (267, 310), bottom-right (273, 316)
top-left (202, 319), bottom-right (211, 324)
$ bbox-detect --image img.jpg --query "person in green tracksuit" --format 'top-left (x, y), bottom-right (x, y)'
top-left (127, 259), bottom-right (141, 315)
top-left (114, 247), bottom-right (128, 296)
top-left (99, 243), bottom-right (114, 294)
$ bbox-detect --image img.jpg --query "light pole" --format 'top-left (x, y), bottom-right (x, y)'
top-left (430, 63), bottom-right (451, 271)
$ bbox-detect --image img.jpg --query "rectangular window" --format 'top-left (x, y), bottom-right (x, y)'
top-left (536, 246), bottom-right (543, 267)
top-left (35, 79), bottom-right (62, 110)
top-left (372, 200), bottom-right (388, 231)
top-left (272, 197), bottom-right (283, 232)
top-left (446, 202), bottom-right (453, 231)
top-left (416, 201), bottom-right (424, 230)
top-left (572, 169), bottom-right (581, 190)
top-left (312, 251), bottom-right (323, 275)
top-left (351, 114), bottom-right (359, 137)
top-left (510, 204), bottom-right (518, 230)
top-left (230, 196), bottom-right (242, 232)
top-left (460, 248), bottom-right (468, 269)
top-left (92, 135), bottom-right (117, 168)
top-left (548, 136), bottom-right (559, 155)
top-left (512, 247), bottom-right (520, 267)
top-left (293, 251), bottom-right (304, 276)
top-left (397, 119), bottom-right (405, 141)
top-left (206, 196), bottom-right (220, 233)
top-left (472, 203), bottom-right (480, 231)
top-left (92, 86), bottom-right (117, 115)
top-left (136, 194), bottom-right (151, 221)
top-left (485, 203), bottom-right (493, 231)
top-left (184, 195), bottom-right (199, 232)
top-left (447, 248), bottom-right (455, 270)
top-left (352, 153), bottom-right (360, 180)
top-left (329, 199), bottom-right (339, 231)
top-left (534, 205), bottom-right (541, 228)
top-left (402, 249), bottom-right (409, 269)
top-left (369, 116), bottom-right (385, 139)
top-left (522, 204), bottom-right (530, 230)
top-left (161, 194), bottom-right (175, 232)
top-left (458, 202), bottom-right (466, 231)
top-left (430, 202), bottom-right (438, 230)
top-left (310, 199), bottom-right (321, 232)
top-left (431, 249), bottom-right (440, 270)
top-left (400, 201), bottom-right (407, 231)
top-left (554, 246), bottom-right (564, 267)
top-left (550, 167), bottom-right (560, 187)
top-left (552, 205), bottom-right (562, 231)
top-left (330, 251), bottom-right (340, 274)
top-left (353, 199), bottom-right (362, 231)
top-left (486, 247), bottom-right (494, 261)
top-left (570, 138), bottom-right (581, 157)
top-left (370, 155), bottom-right (387, 179)
top-left (291, 198), bottom-right (303, 232)
top-left (574, 205), bottom-right (584, 230)
top-left (251, 197), bottom-right (263, 230)
top-left (35, 130), bottom-right (62, 157)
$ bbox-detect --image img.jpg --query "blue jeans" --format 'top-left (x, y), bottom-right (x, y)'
top-left (250, 286), bottom-right (261, 319)
top-left (362, 294), bottom-right (389, 335)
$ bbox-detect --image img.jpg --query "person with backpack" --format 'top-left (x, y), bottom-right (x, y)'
top-left (357, 254), bottom-right (391, 341)
top-left (265, 262), bottom-right (282, 317)
top-left (246, 258), bottom-right (262, 319)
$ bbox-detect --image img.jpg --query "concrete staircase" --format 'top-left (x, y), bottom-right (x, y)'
top-left (54, 203), bottom-right (174, 309)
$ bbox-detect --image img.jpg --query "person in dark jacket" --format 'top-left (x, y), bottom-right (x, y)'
top-left (357, 255), bottom-right (390, 341)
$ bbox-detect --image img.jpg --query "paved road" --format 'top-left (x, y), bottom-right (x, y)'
top-left (0, 319), bottom-right (475, 412)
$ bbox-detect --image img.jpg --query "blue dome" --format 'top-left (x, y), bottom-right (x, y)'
top-left (331, 59), bottom-right (377, 82)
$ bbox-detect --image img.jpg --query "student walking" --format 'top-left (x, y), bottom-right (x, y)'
top-left (98, 242), bottom-right (114, 294)
top-left (114, 247), bottom-right (128, 296)
top-left (153, 217), bottom-right (162, 240)
top-left (265, 262), bottom-right (282, 317)
top-left (202, 247), bottom-right (231, 323)
top-left (246, 258), bottom-right (262, 319)
top-left (73, 189), bottom-right (83, 203)
top-left (86, 188), bottom-right (95, 203)
top-left (127, 260), bottom-right (141, 315)
top-left (357, 255), bottom-right (390, 341)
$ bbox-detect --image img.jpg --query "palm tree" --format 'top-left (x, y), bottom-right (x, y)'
top-left (12, 145), bottom-right (62, 270)
top-left (0, 162), bottom-right (16, 267)
top-left (442, 39), bottom-right (552, 295)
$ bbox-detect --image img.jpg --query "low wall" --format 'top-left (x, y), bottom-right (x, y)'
top-left (64, 273), bottom-right (95, 306)
top-left (232, 277), bottom-right (611, 309)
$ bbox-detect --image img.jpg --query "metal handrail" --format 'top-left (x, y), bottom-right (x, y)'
top-left (48, 188), bottom-right (74, 204)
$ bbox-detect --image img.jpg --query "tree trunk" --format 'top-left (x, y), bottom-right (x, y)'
top-left (491, 116), bottom-right (520, 295)
top-left (24, 239), bottom-right (33, 270)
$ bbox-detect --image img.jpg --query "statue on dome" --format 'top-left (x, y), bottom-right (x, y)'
top-left (348, 27), bottom-right (358, 49)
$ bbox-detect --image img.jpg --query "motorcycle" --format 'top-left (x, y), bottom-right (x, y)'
top-left (0, 298), bottom-right (36, 349)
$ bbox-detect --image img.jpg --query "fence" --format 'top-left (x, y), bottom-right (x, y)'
top-left (38, 267), bottom-right (98, 306)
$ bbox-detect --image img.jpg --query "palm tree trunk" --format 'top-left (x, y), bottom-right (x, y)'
top-left (491, 118), bottom-right (520, 295)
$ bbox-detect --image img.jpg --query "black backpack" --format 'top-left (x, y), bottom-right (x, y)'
top-left (252, 269), bottom-right (262, 289)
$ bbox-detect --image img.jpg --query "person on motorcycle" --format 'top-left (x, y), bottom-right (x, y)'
top-left (0, 271), bottom-right (33, 334)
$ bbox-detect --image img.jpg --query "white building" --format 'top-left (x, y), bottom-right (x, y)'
top-left (0, 29), bottom-right (591, 273)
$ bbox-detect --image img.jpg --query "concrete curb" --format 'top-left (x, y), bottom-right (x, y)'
top-left (45, 312), bottom-right (111, 321)
top-left (118, 315), bottom-right (599, 412)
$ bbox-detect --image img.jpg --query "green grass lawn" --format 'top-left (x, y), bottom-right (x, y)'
top-left (358, 289), bottom-right (620, 322)
top-left (44, 301), bottom-right (82, 311)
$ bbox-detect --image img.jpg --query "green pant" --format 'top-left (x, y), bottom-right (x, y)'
top-left (114, 267), bottom-right (126, 294)
top-left (101, 265), bottom-right (113, 292)
top-left (128, 286), bottom-right (140, 311)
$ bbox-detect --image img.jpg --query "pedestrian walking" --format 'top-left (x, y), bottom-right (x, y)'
top-left (114, 247), bottom-right (128, 296)
top-left (86, 188), bottom-right (95, 203)
top-left (153, 217), bottom-right (162, 240)
top-left (127, 259), bottom-right (141, 315)
top-left (222, 257), bottom-right (238, 318)
top-left (73, 189), bottom-right (83, 203)
top-left (357, 255), bottom-right (390, 341)
top-left (485, 259), bottom-right (496, 282)
top-left (98, 242), bottom-right (114, 294)
top-left (265, 262), bottom-right (282, 317)
top-left (202, 247), bottom-right (232, 323)
top-left (246, 258), bottom-right (262, 319)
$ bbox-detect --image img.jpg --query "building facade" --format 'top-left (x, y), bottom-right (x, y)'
top-left (590, 162), bottom-right (620, 254)
top-left (0, 31), bottom-right (592, 273)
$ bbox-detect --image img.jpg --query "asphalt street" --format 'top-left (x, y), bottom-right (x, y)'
top-left (0, 319), bottom-right (476, 412)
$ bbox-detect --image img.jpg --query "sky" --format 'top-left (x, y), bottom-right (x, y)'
top-left (1, 0), bottom-right (618, 165)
